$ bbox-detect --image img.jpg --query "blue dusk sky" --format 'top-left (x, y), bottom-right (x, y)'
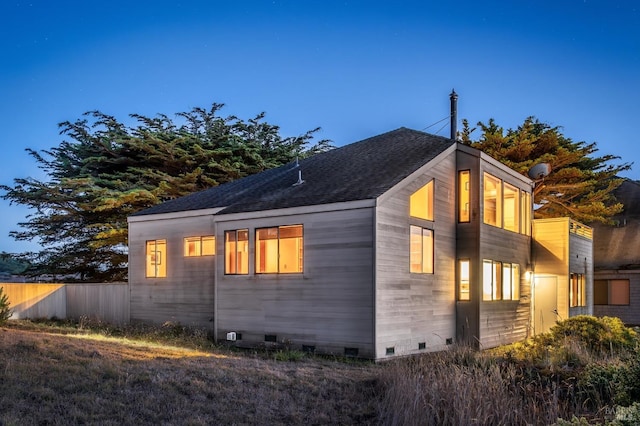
top-left (0, 0), bottom-right (639, 253)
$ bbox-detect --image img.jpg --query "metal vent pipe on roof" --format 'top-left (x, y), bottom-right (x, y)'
top-left (450, 89), bottom-right (458, 140)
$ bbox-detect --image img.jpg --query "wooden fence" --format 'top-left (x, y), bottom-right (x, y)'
top-left (1, 283), bottom-right (130, 325)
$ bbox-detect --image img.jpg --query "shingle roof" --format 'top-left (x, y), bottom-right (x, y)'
top-left (131, 127), bottom-right (455, 217)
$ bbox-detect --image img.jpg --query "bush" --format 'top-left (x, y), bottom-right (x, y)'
top-left (0, 286), bottom-right (12, 324)
top-left (548, 316), bottom-right (637, 355)
top-left (494, 316), bottom-right (639, 369)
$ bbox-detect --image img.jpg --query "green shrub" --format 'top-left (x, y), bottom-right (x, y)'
top-left (548, 316), bottom-right (637, 355)
top-left (497, 316), bottom-right (640, 367)
top-left (609, 402), bottom-right (640, 426)
top-left (0, 286), bottom-right (12, 324)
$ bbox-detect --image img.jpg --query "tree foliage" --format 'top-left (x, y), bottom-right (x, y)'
top-left (1, 104), bottom-right (332, 282)
top-left (460, 117), bottom-right (631, 224)
top-left (0, 286), bottom-right (11, 324)
top-left (0, 253), bottom-right (29, 275)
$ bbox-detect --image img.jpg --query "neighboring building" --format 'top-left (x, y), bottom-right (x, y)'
top-left (592, 179), bottom-right (640, 325)
top-left (128, 127), bottom-right (592, 359)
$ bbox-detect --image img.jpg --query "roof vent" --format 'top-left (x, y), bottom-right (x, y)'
top-left (293, 170), bottom-right (305, 186)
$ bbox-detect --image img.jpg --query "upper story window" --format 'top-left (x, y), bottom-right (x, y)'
top-left (410, 180), bottom-right (434, 221)
top-left (256, 225), bottom-right (303, 273)
top-left (483, 172), bottom-right (531, 235)
top-left (225, 230), bottom-right (249, 274)
top-left (482, 259), bottom-right (520, 301)
top-left (483, 173), bottom-right (502, 227)
top-left (184, 236), bottom-right (215, 257)
top-left (410, 225), bottom-right (434, 274)
top-left (458, 171), bottom-right (470, 222)
top-left (146, 239), bottom-right (167, 278)
top-left (503, 183), bottom-right (519, 232)
top-left (520, 191), bottom-right (532, 236)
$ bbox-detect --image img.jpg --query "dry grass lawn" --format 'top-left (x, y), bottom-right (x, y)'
top-left (0, 325), bottom-right (379, 425)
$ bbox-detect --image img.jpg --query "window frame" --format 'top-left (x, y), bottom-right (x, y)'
top-left (520, 191), bottom-right (532, 236)
top-left (145, 239), bottom-right (167, 278)
top-left (503, 182), bottom-right (519, 233)
top-left (482, 172), bottom-right (532, 235)
top-left (410, 180), bottom-right (435, 221)
top-left (483, 173), bottom-right (503, 228)
top-left (482, 259), bottom-right (519, 301)
top-left (255, 224), bottom-right (304, 274)
top-left (569, 273), bottom-right (587, 307)
top-left (224, 229), bottom-right (249, 275)
top-left (594, 279), bottom-right (630, 305)
top-left (458, 170), bottom-right (470, 223)
top-left (410, 225), bottom-right (434, 274)
top-left (458, 259), bottom-right (470, 301)
top-left (184, 236), bottom-right (216, 257)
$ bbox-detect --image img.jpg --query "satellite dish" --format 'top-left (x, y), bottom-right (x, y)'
top-left (528, 163), bottom-right (551, 180)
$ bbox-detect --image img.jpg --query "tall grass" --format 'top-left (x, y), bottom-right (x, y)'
top-left (377, 316), bottom-right (640, 425)
top-left (377, 345), bottom-right (568, 425)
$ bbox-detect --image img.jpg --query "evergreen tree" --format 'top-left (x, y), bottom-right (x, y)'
top-left (460, 117), bottom-right (631, 224)
top-left (1, 104), bottom-right (332, 282)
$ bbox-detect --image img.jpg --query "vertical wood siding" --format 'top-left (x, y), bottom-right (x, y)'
top-left (2, 283), bottom-right (66, 319)
top-left (66, 283), bottom-right (130, 324)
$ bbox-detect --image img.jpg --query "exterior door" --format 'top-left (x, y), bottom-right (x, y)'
top-left (533, 275), bottom-right (558, 335)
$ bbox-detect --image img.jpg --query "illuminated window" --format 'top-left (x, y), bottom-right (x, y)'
top-left (570, 273), bottom-right (586, 307)
top-left (483, 260), bottom-right (502, 301)
top-left (256, 225), bottom-right (303, 273)
top-left (225, 230), bottom-right (248, 274)
top-left (459, 259), bottom-right (470, 300)
top-left (410, 180), bottom-right (434, 221)
top-left (459, 170), bottom-right (470, 223)
top-left (594, 279), bottom-right (628, 305)
top-left (483, 259), bottom-right (519, 301)
top-left (483, 173), bottom-right (502, 227)
top-left (184, 236), bottom-right (215, 257)
top-left (520, 191), bottom-right (531, 236)
top-left (503, 183), bottom-right (519, 232)
top-left (410, 226), bottom-right (434, 274)
top-left (146, 239), bottom-right (166, 278)
top-left (502, 263), bottom-right (520, 300)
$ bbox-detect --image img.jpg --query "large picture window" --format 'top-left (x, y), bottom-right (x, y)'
top-left (483, 172), bottom-right (531, 235)
top-left (483, 259), bottom-right (519, 301)
top-left (410, 225), bottom-right (434, 274)
top-left (184, 236), bottom-right (215, 257)
top-left (256, 225), bottom-right (303, 274)
top-left (225, 230), bottom-right (249, 274)
top-left (410, 180), bottom-right (434, 221)
top-left (570, 273), bottom-right (587, 307)
top-left (146, 239), bottom-right (167, 278)
top-left (594, 279), bottom-right (630, 305)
